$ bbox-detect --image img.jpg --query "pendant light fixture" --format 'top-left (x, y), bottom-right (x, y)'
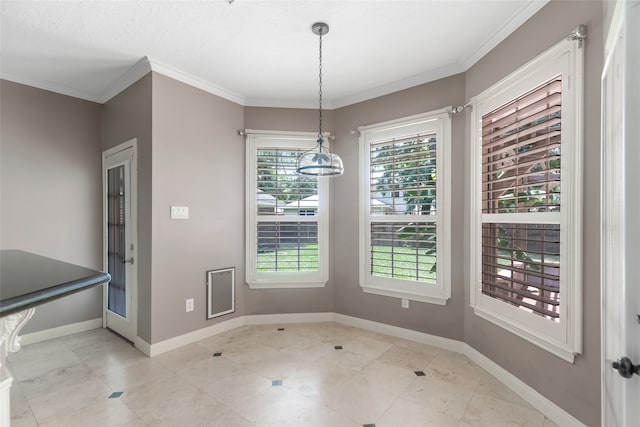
top-left (296, 22), bottom-right (344, 177)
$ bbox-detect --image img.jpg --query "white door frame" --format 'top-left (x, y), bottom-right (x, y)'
top-left (601, 1), bottom-right (640, 426)
top-left (102, 139), bottom-right (138, 343)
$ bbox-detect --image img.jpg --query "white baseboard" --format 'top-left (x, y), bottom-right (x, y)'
top-left (133, 336), bottom-right (152, 357)
top-left (244, 312), bottom-right (334, 325)
top-left (147, 316), bottom-right (244, 357)
top-left (16, 312), bottom-right (585, 426)
top-left (334, 313), bottom-right (465, 354)
top-left (147, 313), bottom-right (332, 357)
top-left (19, 318), bottom-right (103, 346)
top-left (464, 344), bottom-right (585, 427)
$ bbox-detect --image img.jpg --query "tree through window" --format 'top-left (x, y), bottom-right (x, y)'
top-left (359, 110), bottom-right (451, 305)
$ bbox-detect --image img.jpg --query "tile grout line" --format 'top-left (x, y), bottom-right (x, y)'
top-left (12, 322), bottom-right (551, 426)
top-left (457, 371), bottom-right (484, 426)
top-left (372, 361), bottom-right (420, 425)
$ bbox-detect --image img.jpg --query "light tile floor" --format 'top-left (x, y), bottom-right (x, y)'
top-left (9, 322), bottom-right (560, 427)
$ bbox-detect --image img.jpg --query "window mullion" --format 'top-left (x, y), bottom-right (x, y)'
top-left (481, 212), bottom-right (560, 224)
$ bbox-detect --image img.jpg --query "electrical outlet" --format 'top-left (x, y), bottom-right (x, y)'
top-left (401, 298), bottom-right (409, 309)
top-left (186, 298), bottom-right (194, 312)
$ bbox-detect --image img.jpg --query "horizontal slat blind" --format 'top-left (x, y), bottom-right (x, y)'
top-left (257, 149), bottom-right (318, 215)
top-left (368, 132), bottom-right (439, 283)
top-left (370, 135), bottom-right (437, 216)
top-left (481, 223), bottom-right (560, 320)
top-left (256, 222), bottom-right (318, 272)
top-left (255, 148), bottom-right (319, 273)
top-left (482, 77), bottom-right (561, 214)
top-left (370, 222), bottom-right (436, 283)
top-left (481, 76), bottom-right (563, 322)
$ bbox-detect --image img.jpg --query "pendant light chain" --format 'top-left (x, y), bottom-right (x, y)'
top-left (295, 22), bottom-right (343, 177)
top-left (318, 26), bottom-right (323, 142)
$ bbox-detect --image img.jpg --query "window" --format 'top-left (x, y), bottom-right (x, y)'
top-left (469, 38), bottom-right (583, 362)
top-left (358, 110), bottom-right (451, 304)
top-left (246, 131), bottom-right (329, 288)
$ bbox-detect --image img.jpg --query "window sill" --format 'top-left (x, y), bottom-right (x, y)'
top-left (247, 281), bottom-right (327, 290)
top-left (361, 284), bottom-right (448, 306)
top-left (471, 304), bottom-right (577, 363)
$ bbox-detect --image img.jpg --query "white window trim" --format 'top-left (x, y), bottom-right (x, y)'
top-left (245, 130), bottom-right (330, 289)
top-left (469, 38), bottom-right (584, 363)
top-left (358, 109), bottom-right (452, 305)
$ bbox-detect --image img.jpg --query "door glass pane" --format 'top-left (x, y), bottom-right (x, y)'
top-left (107, 165), bottom-right (126, 317)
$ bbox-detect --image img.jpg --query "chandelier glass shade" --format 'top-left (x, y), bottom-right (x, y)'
top-left (297, 136), bottom-right (344, 176)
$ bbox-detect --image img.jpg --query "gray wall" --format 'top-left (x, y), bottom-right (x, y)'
top-left (101, 73), bottom-right (153, 342)
top-left (0, 80), bottom-right (103, 333)
top-left (331, 74), bottom-right (467, 340)
top-left (150, 73), bottom-right (244, 343)
top-left (1, 1), bottom-right (605, 422)
top-left (462, 2), bottom-right (603, 425)
top-left (242, 107), bottom-right (336, 316)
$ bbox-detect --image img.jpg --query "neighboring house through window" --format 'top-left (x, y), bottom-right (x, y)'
top-left (358, 109), bottom-right (451, 305)
top-left (245, 131), bottom-right (329, 288)
top-left (469, 37), bottom-right (584, 362)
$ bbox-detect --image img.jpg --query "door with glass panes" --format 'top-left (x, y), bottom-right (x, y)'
top-left (103, 140), bottom-right (137, 342)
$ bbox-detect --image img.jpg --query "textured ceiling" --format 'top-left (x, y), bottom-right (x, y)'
top-left (0, 0), bottom-right (549, 108)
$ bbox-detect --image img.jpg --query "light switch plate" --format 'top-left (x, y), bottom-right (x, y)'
top-left (171, 206), bottom-right (189, 219)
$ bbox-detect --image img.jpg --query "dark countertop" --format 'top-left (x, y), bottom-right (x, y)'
top-left (0, 250), bottom-right (111, 317)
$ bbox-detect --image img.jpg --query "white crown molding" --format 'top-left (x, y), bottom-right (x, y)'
top-left (145, 56), bottom-right (246, 106)
top-left (97, 56), bottom-right (247, 105)
top-left (2, 0), bottom-right (547, 111)
top-left (244, 97), bottom-right (331, 110)
top-left (0, 58), bottom-right (490, 110)
top-left (331, 63), bottom-right (465, 109)
top-left (97, 57), bottom-right (153, 103)
top-left (3, 61), bottom-right (461, 110)
top-left (2, 0), bottom-right (550, 110)
top-left (462, 0), bottom-right (550, 70)
top-left (0, 73), bottom-right (103, 103)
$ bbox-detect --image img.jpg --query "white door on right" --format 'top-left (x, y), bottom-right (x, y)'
top-left (601, 2), bottom-right (640, 426)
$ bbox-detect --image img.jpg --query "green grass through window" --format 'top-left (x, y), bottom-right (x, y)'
top-left (257, 244), bottom-right (437, 283)
top-left (371, 245), bottom-right (436, 283)
top-left (257, 244), bottom-right (319, 272)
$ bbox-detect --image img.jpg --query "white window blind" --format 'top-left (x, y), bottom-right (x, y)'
top-left (369, 135), bottom-right (438, 284)
top-left (256, 148), bottom-right (318, 273)
top-left (370, 136), bottom-right (438, 216)
top-left (256, 149), bottom-right (317, 217)
top-left (246, 131), bottom-right (329, 288)
top-left (370, 222), bottom-right (437, 282)
top-left (256, 221), bottom-right (318, 272)
top-left (359, 110), bottom-right (451, 305)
